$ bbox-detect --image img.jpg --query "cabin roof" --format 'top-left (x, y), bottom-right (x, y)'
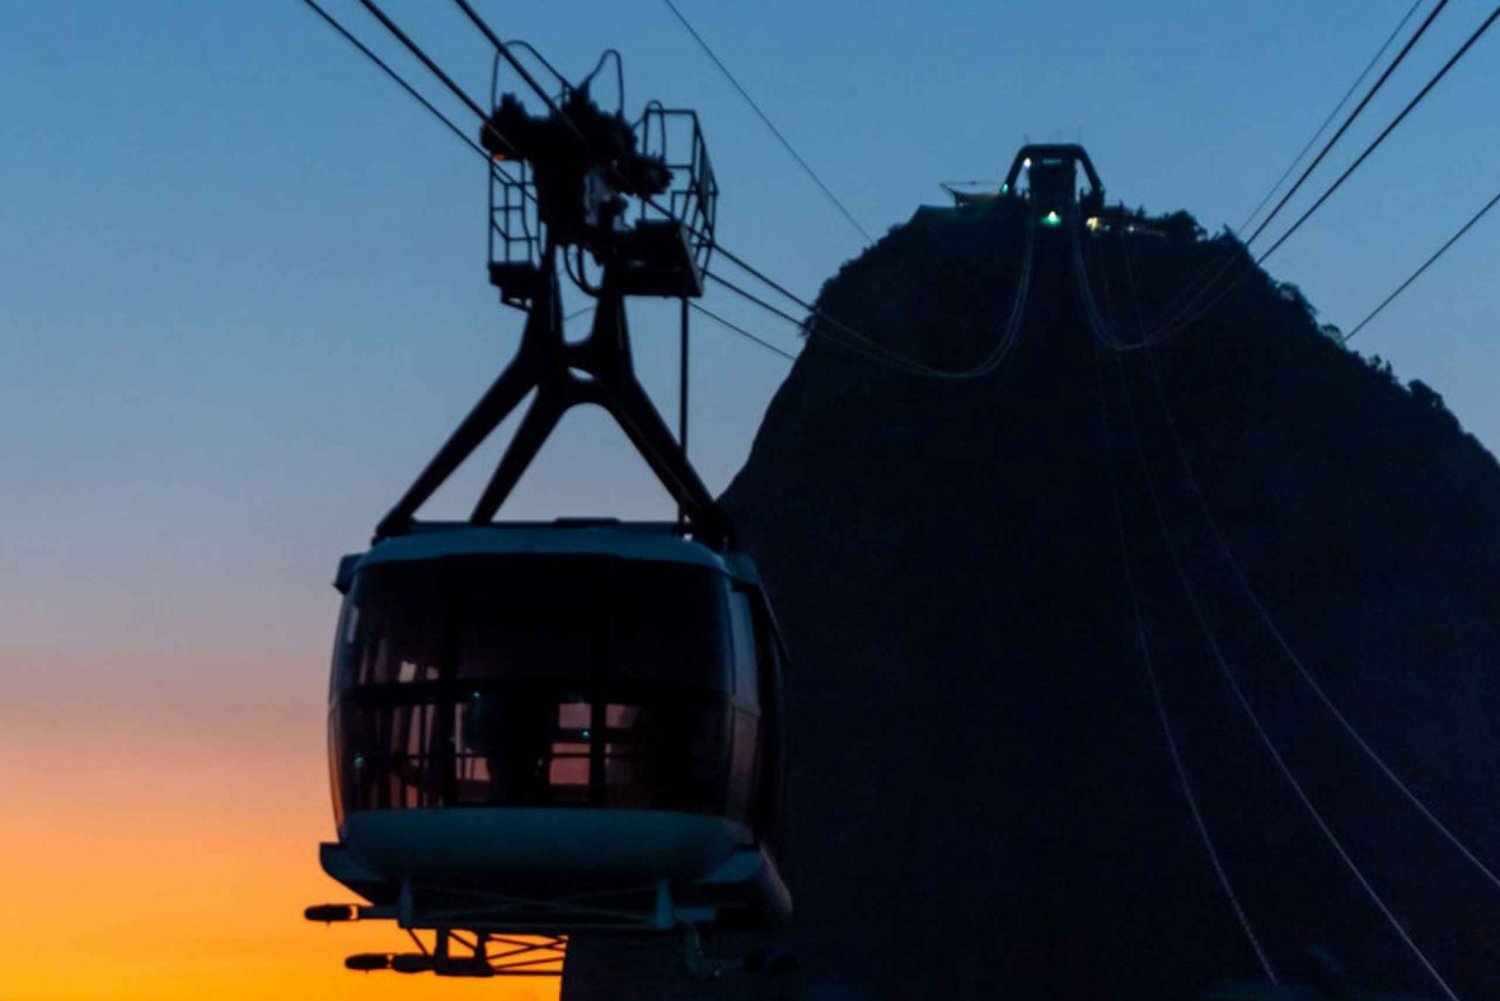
top-left (338, 522), bottom-right (762, 591)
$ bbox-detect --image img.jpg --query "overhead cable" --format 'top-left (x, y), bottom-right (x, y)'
top-left (706, 216), bottom-right (1033, 380)
top-left (1343, 187), bottom-right (1500, 342)
top-left (1244, 0), bottom-right (1452, 248)
top-left (307, 0), bottom-right (1027, 377)
top-left (307, 1), bottom-right (941, 378)
top-left (1088, 79), bottom-right (1496, 351)
top-left (705, 270), bottom-right (918, 372)
top-left (1114, 221), bottom-right (1500, 894)
top-left (1240, 0), bottom-right (1427, 234)
top-left (690, 303), bottom-right (799, 361)
top-left (1257, 4), bottom-right (1500, 264)
top-left (1090, 0), bottom-right (1435, 352)
top-left (1143, 349), bottom-right (1500, 896)
top-left (296, 0), bottom-right (540, 207)
top-left (1099, 0), bottom-right (1455, 348)
top-left (351, 0), bottom-right (490, 120)
top-left (660, 0), bottom-right (875, 244)
top-left (690, 198), bottom-right (1037, 378)
top-left (1111, 351), bottom-right (1462, 1001)
top-left (1090, 343), bottom-right (1279, 985)
top-left (1072, 221), bottom-right (1216, 351)
top-left (299, 0), bottom-right (491, 161)
top-left (295, 4), bottom-right (799, 368)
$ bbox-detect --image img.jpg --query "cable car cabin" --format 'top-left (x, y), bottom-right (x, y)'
top-left (318, 522), bottom-right (790, 934)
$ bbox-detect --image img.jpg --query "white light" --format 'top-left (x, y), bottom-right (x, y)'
top-left (1023, 158), bottom-right (1032, 169)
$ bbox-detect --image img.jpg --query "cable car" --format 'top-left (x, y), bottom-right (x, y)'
top-left (306, 69), bottom-right (793, 973)
top-left (318, 520), bottom-right (790, 933)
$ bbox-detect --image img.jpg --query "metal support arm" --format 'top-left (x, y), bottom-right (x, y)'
top-left (376, 245), bottom-right (729, 548)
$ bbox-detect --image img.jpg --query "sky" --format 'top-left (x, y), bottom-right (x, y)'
top-left (1, 1), bottom-right (1496, 998)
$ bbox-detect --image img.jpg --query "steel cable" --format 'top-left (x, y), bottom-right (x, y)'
top-left (1139, 358), bottom-right (1500, 898)
top-left (1245, 0), bottom-right (1452, 248)
top-left (1239, 0), bottom-right (1428, 234)
top-left (1087, 0), bottom-right (1446, 350)
top-left (705, 217), bottom-right (1034, 379)
top-left (295, 1), bottom-right (811, 368)
top-left (1107, 338), bottom-right (1463, 1001)
top-left (690, 303), bottom-right (799, 361)
top-left (1082, 1), bottom-right (1487, 350)
top-left (1343, 186), bottom-right (1500, 343)
top-left (660, 0), bottom-right (874, 244)
top-left (1113, 229), bottom-right (1500, 897)
top-left (1091, 340), bottom-right (1280, 984)
top-left (1257, 4), bottom-right (1500, 264)
top-left (300, 0), bottom-right (490, 161)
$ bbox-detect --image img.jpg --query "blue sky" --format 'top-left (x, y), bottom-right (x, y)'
top-left (2, 0), bottom-right (1497, 779)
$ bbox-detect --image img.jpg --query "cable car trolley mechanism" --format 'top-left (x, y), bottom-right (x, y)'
top-left (305, 47), bottom-right (790, 979)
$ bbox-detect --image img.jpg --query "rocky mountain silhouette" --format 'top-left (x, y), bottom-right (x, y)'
top-left (562, 195), bottom-right (1500, 1000)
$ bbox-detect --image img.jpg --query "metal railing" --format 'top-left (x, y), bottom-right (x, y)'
top-left (636, 103), bottom-right (718, 277)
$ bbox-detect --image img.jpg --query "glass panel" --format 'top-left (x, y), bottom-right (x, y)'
top-left (454, 688), bottom-right (554, 805)
top-left (339, 688), bottom-right (734, 814)
top-left (331, 563), bottom-right (446, 692)
top-left (557, 702), bottom-right (591, 730)
top-left (334, 555), bottom-right (735, 692)
top-left (604, 754), bottom-right (649, 809)
top-left (453, 559), bottom-right (598, 682)
top-left (611, 562), bottom-right (732, 691)
top-left (727, 711), bottom-right (759, 821)
top-left (727, 592), bottom-right (760, 710)
top-left (329, 709), bottom-right (346, 827)
top-left (605, 704), bottom-right (639, 728)
top-left (548, 743), bottom-right (591, 804)
top-left (603, 702), bottom-right (648, 808)
top-left (675, 701), bottom-right (730, 813)
top-left (332, 553), bottom-right (746, 815)
top-left (335, 699), bottom-right (443, 812)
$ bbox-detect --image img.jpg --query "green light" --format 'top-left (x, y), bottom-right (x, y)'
top-left (1041, 211), bottom-right (1062, 226)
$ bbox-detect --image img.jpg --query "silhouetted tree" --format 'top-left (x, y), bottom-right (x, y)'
top-left (1409, 379), bottom-right (1461, 434)
top-left (1161, 209), bottom-right (1204, 242)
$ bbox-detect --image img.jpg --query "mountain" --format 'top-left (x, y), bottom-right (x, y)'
top-left (562, 195), bottom-right (1500, 1000)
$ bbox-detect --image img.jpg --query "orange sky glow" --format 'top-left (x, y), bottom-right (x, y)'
top-left (0, 676), bottom-right (558, 1001)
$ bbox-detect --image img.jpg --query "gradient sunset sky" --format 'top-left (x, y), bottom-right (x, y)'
top-left (3, 2), bottom-right (1497, 998)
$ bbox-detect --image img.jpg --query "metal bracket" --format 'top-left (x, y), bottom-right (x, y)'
top-left (375, 241), bottom-right (728, 547)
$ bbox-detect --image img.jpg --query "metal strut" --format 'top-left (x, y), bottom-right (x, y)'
top-left (375, 241), bottom-right (728, 548)
top-left (377, 65), bottom-right (724, 546)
